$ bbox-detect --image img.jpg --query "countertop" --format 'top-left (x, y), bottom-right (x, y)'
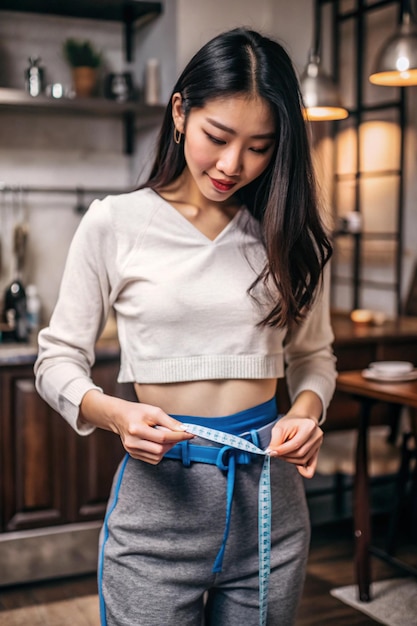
top-left (331, 312), bottom-right (417, 345)
top-left (0, 335), bottom-right (120, 367)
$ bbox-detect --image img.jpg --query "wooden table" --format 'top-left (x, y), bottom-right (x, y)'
top-left (336, 370), bottom-right (417, 601)
top-left (326, 314), bottom-right (417, 430)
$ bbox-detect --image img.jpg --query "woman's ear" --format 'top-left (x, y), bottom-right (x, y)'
top-left (172, 92), bottom-right (185, 134)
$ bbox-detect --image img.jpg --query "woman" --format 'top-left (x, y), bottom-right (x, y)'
top-left (35, 27), bottom-right (336, 626)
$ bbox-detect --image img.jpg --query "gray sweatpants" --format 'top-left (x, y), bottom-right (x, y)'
top-left (98, 447), bottom-right (310, 626)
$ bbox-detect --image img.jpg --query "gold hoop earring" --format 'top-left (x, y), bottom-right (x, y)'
top-left (173, 128), bottom-right (182, 144)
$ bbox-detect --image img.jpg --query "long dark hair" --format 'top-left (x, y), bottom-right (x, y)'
top-left (144, 27), bottom-right (332, 329)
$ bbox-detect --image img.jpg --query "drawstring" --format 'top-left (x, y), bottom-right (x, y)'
top-left (183, 424), bottom-right (272, 626)
top-left (213, 449), bottom-right (236, 572)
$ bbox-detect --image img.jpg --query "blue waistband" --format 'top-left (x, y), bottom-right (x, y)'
top-left (169, 397), bottom-right (277, 435)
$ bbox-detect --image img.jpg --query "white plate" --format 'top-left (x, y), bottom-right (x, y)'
top-left (362, 368), bottom-right (417, 383)
top-left (368, 360), bottom-right (414, 376)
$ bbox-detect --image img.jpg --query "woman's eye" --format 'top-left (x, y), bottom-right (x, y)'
top-left (205, 132), bottom-right (226, 145)
top-left (250, 145), bottom-right (272, 154)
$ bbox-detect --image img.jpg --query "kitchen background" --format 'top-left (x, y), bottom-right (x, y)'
top-left (0, 0), bottom-right (416, 330)
top-left (1, 0), bottom-right (417, 596)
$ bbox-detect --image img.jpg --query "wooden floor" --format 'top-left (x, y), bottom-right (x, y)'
top-left (0, 517), bottom-right (415, 625)
top-left (297, 518), bottom-right (412, 625)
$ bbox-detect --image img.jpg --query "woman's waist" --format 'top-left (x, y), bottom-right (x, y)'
top-left (134, 378), bottom-right (277, 419)
top-left (170, 398), bottom-right (279, 440)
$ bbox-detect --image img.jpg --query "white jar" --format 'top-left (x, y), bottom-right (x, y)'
top-left (145, 58), bottom-right (160, 105)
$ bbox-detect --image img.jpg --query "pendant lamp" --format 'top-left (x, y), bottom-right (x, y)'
top-left (300, 0), bottom-right (349, 121)
top-left (369, 0), bottom-right (417, 86)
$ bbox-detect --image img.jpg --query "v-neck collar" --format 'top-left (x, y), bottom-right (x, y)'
top-left (150, 189), bottom-right (243, 244)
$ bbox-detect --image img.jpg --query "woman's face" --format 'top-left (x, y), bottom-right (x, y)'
top-left (173, 93), bottom-right (276, 206)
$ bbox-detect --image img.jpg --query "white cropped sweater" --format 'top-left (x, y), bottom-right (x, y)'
top-left (34, 188), bottom-right (337, 434)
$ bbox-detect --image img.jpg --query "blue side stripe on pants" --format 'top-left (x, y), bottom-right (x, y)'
top-left (98, 452), bottom-right (130, 626)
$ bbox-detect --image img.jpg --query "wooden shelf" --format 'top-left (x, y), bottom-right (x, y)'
top-left (0, 88), bottom-right (164, 120)
top-left (0, 1), bottom-right (164, 153)
top-left (0, 1), bottom-right (163, 70)
top-left (0, 1), bottom-right (163, 24)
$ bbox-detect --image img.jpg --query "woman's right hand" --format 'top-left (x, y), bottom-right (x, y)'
top-left (79, 390), bottom-right (194, 465)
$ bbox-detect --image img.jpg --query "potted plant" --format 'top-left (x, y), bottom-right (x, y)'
top-left (63, 38), bottom-right (102, 97)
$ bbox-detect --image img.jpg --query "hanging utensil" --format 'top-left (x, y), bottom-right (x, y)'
top-left (13, 185), bottom-right (29, 279)
top-left (0, 183), bottom-right (5, 277)
top-left (1, 186), bottom-right (29, 342)
top-left (75, 187), bottom-right (87, 214)
top-left (13, 221), bottom-right (29, 278)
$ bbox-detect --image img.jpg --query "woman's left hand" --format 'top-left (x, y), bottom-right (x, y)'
top-left (267, 414), bottom-right (324, 478)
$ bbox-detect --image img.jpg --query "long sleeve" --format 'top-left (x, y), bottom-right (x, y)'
top-left (283, 264), bottom-right (337, 424)
top-left (34, 187), bottom-right (337, 434)
top-left (34, 198), bottom-right (118, 435)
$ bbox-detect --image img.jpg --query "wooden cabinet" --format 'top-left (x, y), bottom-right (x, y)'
top-left (0, 352), bottom-right (126, 533)
top-left (1, 371), bottom-right (67, 531)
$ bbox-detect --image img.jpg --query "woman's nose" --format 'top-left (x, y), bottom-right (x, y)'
top-left (217, 147), bottom-right (243, 176)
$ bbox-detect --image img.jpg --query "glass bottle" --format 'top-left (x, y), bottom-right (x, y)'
top-left (2, 279), bottom-right (28, 342)
top-left (25, 57), bottom-right (44, 97)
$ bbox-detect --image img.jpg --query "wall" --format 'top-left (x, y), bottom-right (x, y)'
top-left (0, 6), bottom-right (177, 322)
top-left (176, 0), bottom-right (275, 70)
top-left (0, 1), bottom-right (415, 325)
top-left (0, 11), bottom-right (133, 320)
top-left (175, 0), bottom-right (314, 78)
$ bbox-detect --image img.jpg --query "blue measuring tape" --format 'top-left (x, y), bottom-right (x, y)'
top-left (183, 423), bottom-right (272, 626)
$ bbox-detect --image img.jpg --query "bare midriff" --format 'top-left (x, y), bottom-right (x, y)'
top-left (134, 378), bottom-right (278, 418)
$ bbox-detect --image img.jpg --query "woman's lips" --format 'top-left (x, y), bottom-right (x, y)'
top-left (209, 177), bottom-right (236, 192)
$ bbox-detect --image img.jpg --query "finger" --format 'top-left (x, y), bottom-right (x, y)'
top-left (296, 463), bottom-right (315, 478)
top-left (146, 406), bottom-right (190, 432)
top-left (127, 417), bottom-right (193, 445)
top-left (268, 420), bottom-right (315, 452)
top-left (124, 439), bottom-right (177, 464)
top-left (283, 437), bottom-right (323, 465)
top-left (268, 433), bottom-right (321, 459)
top-left (274, 435), bottom-right (323, 463)
top-left (129, 451), bottom-right (162, 465)
top-left (296, 448), bottom-right (320, 478)
top-left (152, 425), bottom-right (195, 444)
top-left (142, 408), bottom-right (196, 442)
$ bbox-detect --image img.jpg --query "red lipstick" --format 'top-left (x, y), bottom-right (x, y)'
top-left (209, 177), bottom-right (236, 192)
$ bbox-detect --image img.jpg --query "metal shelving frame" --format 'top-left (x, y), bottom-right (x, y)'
top-left (320, 0), bottom-right (406, 315)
